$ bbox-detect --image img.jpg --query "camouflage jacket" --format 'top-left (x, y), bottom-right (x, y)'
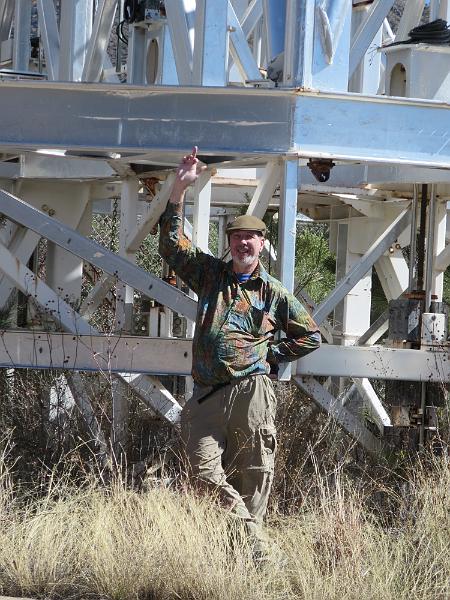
top-left (159, 202), bottom-right (321, 386)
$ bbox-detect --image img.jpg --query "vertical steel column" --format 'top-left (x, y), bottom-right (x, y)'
top-left (430, 0), bottom-right (450, 21)
top-left (44, 185), bottom-right (90, 305)
top-left (115, 178), bottom-right (139, 332)
top-left (217, 213), bottom-right (228, 258)
top-left (283, 0), bottom-right (314, 88)
top-left (431, 197), bottom-right (447, 302)
top-left (438, 0), bottom-right (450, 20)
top-left (192, 171), bottom-right (212, 253)
top-left (160, 24), bottom-right (179, 84)
top-left (192, 0), bottom-right (229, 85)
top-left (262, 0), bottom-right (286, 62)
top-left (277, 157), bottom-right (298, 381)
top-left (59, 0), bottom-right (94, 81)
top-left (13, 0), bottom-right (31, 71)
top-left (429, 0), bottom-right (441, 20)
top-left (127, 25), bottom-right (147, 84)
top-left (112, 178), bottom-right (138, 462)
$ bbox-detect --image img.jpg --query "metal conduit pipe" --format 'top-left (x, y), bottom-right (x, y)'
top-left (425, 184), bottom-right (437, 311)
top-left (408, 184), bottom-right (419, 291)
top-left (262, 0), bottom-right (286, 62)
top-left (416, 184), bottom-right (428, 292)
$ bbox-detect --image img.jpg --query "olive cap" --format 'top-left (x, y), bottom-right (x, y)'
top-left (226, 215), bottom-right (266, 236)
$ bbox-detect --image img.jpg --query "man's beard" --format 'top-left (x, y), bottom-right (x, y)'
top-left (233, 252), bottom-right (256, 271)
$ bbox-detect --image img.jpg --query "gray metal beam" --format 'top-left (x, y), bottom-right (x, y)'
top-left (0, 83), bottom-right (448, 168)
top-left (0, 189), bottom-right (197, 321)
top-left (13, 0), bottom-right (32, 71)
top-left (295, 344), bottom-right (450, 382)
top-left (0, 331), bottom-right (191, 374)
top-left (277, 157), bottom-right (297, 381)
top-left (294, 376), bottom-right (382, 454)
top-left (0, 330), bottom-right (447, 382)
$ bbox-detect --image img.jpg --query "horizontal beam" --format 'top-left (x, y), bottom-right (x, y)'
top-left (296, 344), bottom-right (450, 382)
top-left (0, 82), bottom-right (448, 167)
top-left (0, 331), bottom-right (192, 374)
top-left (0, 189), bottom-right (197, 321)
top-left (3, 331), bottom-right (447, 383)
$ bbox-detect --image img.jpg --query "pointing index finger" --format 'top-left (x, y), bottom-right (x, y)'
top-left (191, 146), bottom-right (198, 159)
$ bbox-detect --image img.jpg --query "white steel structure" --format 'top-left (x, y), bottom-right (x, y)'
top-left (0, 0), bottom-right (449, 453)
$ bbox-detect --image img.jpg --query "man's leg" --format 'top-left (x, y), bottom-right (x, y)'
top-left (180, 385), bottom-right (253, 520)
top-left (224, 375), bottom-right (278, 549)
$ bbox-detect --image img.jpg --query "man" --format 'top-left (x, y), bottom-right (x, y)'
top-left (158, 147), bottom-right (321, 558)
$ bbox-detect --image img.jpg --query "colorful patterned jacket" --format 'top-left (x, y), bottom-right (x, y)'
top-left (159, 202), bottom-right (321, 386)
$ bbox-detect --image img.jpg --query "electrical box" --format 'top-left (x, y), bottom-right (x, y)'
top-left (125, 0), bottom-right (166, 24)
top-left (388, 298), bottom-right (424, 344)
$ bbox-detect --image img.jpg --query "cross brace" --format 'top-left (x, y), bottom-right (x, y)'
top-left (294, 376), bottom-right (382, 454)
top-left (0, 189), bottom-right (197, 321)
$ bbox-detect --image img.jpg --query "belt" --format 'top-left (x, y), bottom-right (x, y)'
top-left (196, 382), bottom-right (229, 404)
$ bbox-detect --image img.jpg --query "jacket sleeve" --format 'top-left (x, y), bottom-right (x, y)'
top-left (158, 202), bottom-right (216, 294)
top-left (267, 291), bottom-right (321, 364)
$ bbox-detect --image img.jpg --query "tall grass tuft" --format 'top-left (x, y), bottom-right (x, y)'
top-left (0, 452), bottom-right (449, 600)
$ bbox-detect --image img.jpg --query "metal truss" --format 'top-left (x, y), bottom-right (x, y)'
top-left (0, 189), bottom-right (197, 321)
top-left (0, 0), bottom-right (449, 455)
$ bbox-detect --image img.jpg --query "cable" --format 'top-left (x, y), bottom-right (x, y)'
top-left (409, 19), bottom-right (450, 44)
top-left (382, 19), bottom-right (450, 49)
top-left (116, 20), bottom-right (128, 45)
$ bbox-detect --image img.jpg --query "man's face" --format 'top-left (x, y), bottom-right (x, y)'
top-left (229, 229), bottom-right (264, 272)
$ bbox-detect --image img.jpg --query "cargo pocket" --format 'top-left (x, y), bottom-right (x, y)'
top-left (258, 426), bottom-right (277, 472)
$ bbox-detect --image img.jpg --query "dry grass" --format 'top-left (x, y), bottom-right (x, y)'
top-left (0, 449), bottom-right (449, 600)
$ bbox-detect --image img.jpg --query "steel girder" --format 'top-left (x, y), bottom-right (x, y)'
top-left (0, 82), bottom-right (448, 168)
top-left (0, 331), bottom-right (447, 383)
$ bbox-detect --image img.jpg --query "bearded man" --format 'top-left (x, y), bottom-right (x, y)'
top-left (159, 147), bottom-right (321, 559)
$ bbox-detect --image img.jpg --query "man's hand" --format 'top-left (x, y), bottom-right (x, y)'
top-left (170, 147), bottom-right (207, 204)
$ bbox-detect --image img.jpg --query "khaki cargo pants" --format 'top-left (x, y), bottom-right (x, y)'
top-left (181, 374), bottom-right (277, 546)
